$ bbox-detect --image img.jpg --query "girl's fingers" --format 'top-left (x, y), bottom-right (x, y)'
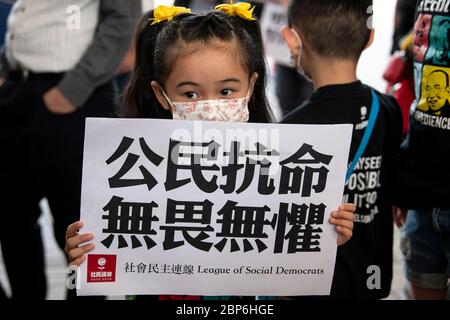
top-left (69, 255), bottom-right (86, 267)
top-left (68, 243), bottom-right (95, 262)
top-left (65, 221), bottom-right (83, 241)
top-left (329, 216), bottom-right (354, 231)
top-left (336, 226), bottom-right (353, 244)
top-left (339, 204), bottom-right (356, 213)
top-left (66, 233), bottom-right (94, 251)
top-left (332, 208), bottom-right (355, 246)
top-left (331, 210), bottom-right (355, 222)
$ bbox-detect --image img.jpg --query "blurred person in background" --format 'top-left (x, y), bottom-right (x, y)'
top-left (392, 0), bottom-right (416, 54)
top-left (0, 0), bottom-right (141, 299)
top-left (253, 0), bottom-right (313, 117)
top-left (383, 0), bottom-right (417, 136)
top-left (0, 0), bottom-right (13, 301)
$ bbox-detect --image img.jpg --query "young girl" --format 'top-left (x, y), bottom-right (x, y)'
top-left (65, 3), bottom-right (355, 299)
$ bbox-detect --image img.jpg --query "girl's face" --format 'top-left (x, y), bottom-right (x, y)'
top-left (152, 40), bottom-right (258, 110)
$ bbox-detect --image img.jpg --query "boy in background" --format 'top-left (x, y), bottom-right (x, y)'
top-left (282, 0), bottom-right (403, 299)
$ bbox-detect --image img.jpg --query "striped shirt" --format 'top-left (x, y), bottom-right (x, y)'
top-left (4, 0), bottom-right (141, 107)
top-left (6, 0), bottom-right (100, 72)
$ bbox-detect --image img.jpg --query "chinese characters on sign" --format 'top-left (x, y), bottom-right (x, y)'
top-left (101, 138), bottom-right (331, 254)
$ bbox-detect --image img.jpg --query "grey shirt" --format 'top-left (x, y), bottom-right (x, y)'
top-left (59, 0), bottom-right (141, 107)
top-left (6, 0), bottom-right (141, 108)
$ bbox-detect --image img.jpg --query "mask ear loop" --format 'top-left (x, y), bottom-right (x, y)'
top-left (245, 88), bottom-right (252, 101)
top-left (291, 29), bottom-right (303, 69)
top-left (289, 29), bottom-right (312, 83)
top-left (160, 88), bottom-right (175, 111)
top-left (246, 75), bottom-right (257, 101)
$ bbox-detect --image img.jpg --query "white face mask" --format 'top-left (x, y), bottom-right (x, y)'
top-left (162, 90), bottom-right (251, 122)
top-left (290, 29), bottom-right (312, 83)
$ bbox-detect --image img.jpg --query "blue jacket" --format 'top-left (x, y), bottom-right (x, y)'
top-left (0, 2), bottom-right (12, 47)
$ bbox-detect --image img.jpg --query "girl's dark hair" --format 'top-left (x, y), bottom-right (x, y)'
top-left (120, 9), bottom-right (273, 123)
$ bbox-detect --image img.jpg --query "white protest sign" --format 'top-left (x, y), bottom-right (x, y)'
top-left (77, 119), bottom-right (352, 296)
top-left (260, 3), bottom-right (292, 67)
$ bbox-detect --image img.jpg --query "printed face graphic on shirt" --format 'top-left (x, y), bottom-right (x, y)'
top-left (418, 66), bottom-right (450, 116)
top-left (413, 14), bottom-right (432, 63)
top-left (426, 71), bottom-right (448, 113)
top-left (425, 17), bottom-right (450, 66)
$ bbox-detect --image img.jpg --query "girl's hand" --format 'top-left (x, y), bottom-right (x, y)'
top-left (64, 221), bottom-right (95, 267)
top-left (329, 204), bottom-right (355, 246)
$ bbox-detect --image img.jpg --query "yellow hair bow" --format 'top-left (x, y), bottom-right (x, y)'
top-left (150, 5), bottom-right (192, 25)
top-left (215, 1), bottom-right (256, 21)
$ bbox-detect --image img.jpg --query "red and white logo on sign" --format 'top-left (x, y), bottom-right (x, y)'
top-left (87, 254), bottom-right (117, 283)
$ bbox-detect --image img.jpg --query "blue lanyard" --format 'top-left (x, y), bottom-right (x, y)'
top-left (345, 90), bottom-right (380, 182)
